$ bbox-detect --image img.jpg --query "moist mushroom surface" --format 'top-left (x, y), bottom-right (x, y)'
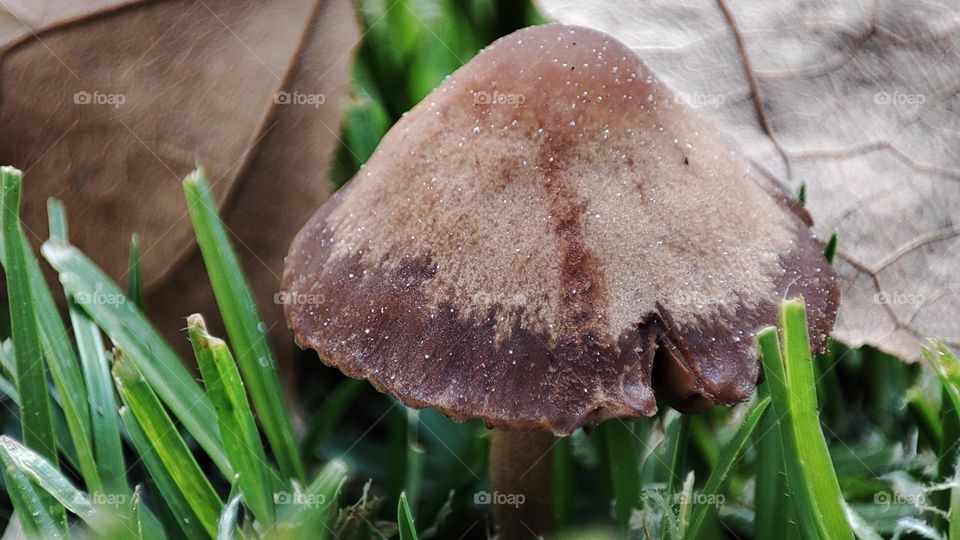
top-left (282, 24), bottom-right (839, 435)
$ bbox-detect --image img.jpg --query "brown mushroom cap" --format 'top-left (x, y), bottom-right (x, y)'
top-left (282, 24), bottom-right (839, 435)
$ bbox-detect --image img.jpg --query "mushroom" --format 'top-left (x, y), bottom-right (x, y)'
top-left (282, 24), bottom-right (838, 538)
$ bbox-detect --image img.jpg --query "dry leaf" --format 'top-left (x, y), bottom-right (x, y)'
top-left (0, 0), bottom-right (359, 356)
top-left (536, 0), bottom-right (960, 360)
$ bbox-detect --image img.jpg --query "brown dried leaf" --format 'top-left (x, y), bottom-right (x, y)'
top-left (536, 0), bottom-right (960, 360)
top-left (0, 0), bottom-right (359, 354)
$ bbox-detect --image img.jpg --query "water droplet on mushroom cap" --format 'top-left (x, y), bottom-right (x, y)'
top-left (281, 24), bottom-right (838, 435)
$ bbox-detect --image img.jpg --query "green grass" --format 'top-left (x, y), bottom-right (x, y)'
top-left (189, 313), bottom-right (275, 526)
top-left (114, 349), bottom-right (223, 537)
top-left (0, 166), bottom-right (367, 539)
top-left (126, 233), bottom-right (143, 309)
top-left (0, 167), bottom-right (66, 533)
top-left (684, 397), bottom-right (770, 538)
top-left (598, 419), bottom-right (641, 531)
top-left (42, 236), bottom-right (232, 477)
top-left (758, 301), bottom-right (852, 540)
top-left (48, 200), bottom-right (128, 497)
top-left (184, 171), bottom-right (303, 483)
top-left (398, 492), bottom-right (418, 540)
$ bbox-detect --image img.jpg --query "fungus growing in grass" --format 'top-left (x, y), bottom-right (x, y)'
top-left (282, 24), bottom-right (838, 538)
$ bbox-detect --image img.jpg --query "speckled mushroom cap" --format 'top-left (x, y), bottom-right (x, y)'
top-left (282, 24), bottom-right (839, 435)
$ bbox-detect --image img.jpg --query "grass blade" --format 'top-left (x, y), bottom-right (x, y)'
top-left (823, 232), bottom-right (838, 264)
top-left (0, 446), bottom-right (64, 539)
top-left (780, 300), bottom-right (851, 539)
top-left (126, 484), bottom-right (165, 540)
top-left (48, 199), bottom-right (128, 495)
top-left (404, 408), bottom-right (424, 513)
top-left (41, 239), bottom-right (231, 477)
top-left (398, 492), bottom-right (419, 540)
top-left (127, 233), bottom-right (144, 309)
top-left (306, 459), bottom-right (348, 506)
top-left (189, 314), bottom-right (276, 526)
top-left (597, 419), bottom-right (639, 531)
top-left (685, 397), bottom-right (770, 538)
top-left (0, 436), bottom-right (96, 522)
top-left (552, 436), bottom-right (574, 530)
top-left (10, 196), bottom-right (101, 496)
top-left (905, 387), bottom-right (942, 451)
top-left (0, 167), bottom-right (67, 531)
top-left (184, 169), bottom-right (303, 482)
top-left (119, 406), bottom-right (207, 540)
top-left (113, 349), bottom-right (222, 538)
top-left (754, 384), bottom-right (799, 540)
top-left (758, 299), bottom-right (853, 540)
top-left (0, 363), bottom-right (84, 475)
top-left (71, 308), bottom-right (128, 495)
top-left (665, 414), bottom-right (691, 496)
top-left (1, 167), bottom-right (57, 460)
top-left (758, 325), bottom-right (820, 538)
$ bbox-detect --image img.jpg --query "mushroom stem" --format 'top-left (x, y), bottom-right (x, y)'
top-left (488, 429), bottom-right (555, 539)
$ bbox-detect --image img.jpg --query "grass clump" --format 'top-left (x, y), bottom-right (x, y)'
top-left (0, 167), bottom-right (352, 539)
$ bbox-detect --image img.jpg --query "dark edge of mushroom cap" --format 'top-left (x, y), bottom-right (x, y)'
top-left (281, 24), bottom-right (839, 435)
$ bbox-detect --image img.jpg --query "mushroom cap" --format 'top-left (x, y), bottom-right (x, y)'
top-left (282, 24), bottom-right (839, 435)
